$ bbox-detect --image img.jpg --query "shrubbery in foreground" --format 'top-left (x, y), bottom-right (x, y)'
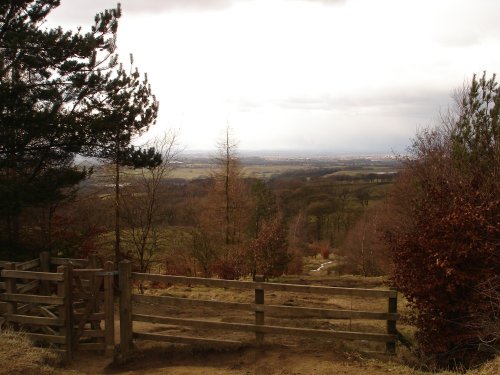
top-left (386, 73), bottom-right (499, 368)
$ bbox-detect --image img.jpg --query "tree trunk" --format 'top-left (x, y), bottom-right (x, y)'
top-left (224, 132), bottom-right (231, 246)
top-left (114, 158), bottom-right (121, 263)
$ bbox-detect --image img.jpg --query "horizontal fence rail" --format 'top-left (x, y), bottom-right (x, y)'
top-left (132, 294), bottom-right (398, 321)
top-left (132, 313), bottom-right (396, 342)
top-left (51, 258), bottom-right (89, 269)
top-left (133, 272), bottom-right (397, 298)
top-left (1, 270), bottom-right (65, 281)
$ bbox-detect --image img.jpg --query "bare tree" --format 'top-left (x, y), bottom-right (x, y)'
top-left (213, 126), bottom-right (246, 246)
top-left (121, 131), bottom-right (179, 281)
top-left (195, 126), bottom-right (251, 279)
top-left (339, 204), bottom-right (389, 276)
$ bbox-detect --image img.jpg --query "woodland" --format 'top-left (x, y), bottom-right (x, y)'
top-left (0, 0), bottom-right (498, 371)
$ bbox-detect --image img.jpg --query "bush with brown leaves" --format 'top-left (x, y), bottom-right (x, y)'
top-left (385, 73), bottom-right (500, 368)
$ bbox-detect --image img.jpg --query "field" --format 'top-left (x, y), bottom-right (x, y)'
top-left (89, 153), bottom-right (400, 181)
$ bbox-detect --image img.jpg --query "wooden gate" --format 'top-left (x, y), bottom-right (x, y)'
top-left (70, 260), bottom-right (115, 355)
top-left (0, 259), bottom-right (73, 359)
top-left (0, 254), bottom-right (115, 360)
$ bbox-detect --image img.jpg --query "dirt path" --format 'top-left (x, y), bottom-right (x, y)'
top-left (66, 343), bottom-right (416, 375)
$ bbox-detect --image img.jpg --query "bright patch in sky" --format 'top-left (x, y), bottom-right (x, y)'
top-left (47, 0), bottom-right (500, 153)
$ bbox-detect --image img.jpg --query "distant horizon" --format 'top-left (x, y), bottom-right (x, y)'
top-left (181, 148), bottom-right (399, 158)
top-left (74, 149), bottom-right (399, 167)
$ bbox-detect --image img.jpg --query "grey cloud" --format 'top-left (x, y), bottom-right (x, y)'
top-left (225, 98), bottom-right (264, 112)
top-left (51, 0), bottom-right (345, 25)
top-left (298, 0), bottom-right (346, 5)
top-left (49, 0), bottom-right (242, 24)
top-left (274, 90), bottom-right (451, 118)
top-left (435, 1), bottom-right (500, 48)
top-left (121, 0), bottom-right (235, 13)
top-left (437, 33), bottom-right (481, 48)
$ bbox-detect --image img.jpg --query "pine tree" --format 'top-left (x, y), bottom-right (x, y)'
top-left (0, 1), bottom-right (160, 255)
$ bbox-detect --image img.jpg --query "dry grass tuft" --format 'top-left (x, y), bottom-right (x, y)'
top-left (0, 329), bottom-right (62, 375)
top-left (468, 356), bottom-right (500, 375)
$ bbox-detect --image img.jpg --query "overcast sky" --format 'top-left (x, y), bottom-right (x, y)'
top-left (47, 0), bottom-right (500, 154)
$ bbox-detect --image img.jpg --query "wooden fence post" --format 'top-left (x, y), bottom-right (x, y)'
top-left (40, 251), bottom-right (51, 295)
top-left (57, 264), bottom-right (73, 362)
top-left (254, 275), bottom-right (265, 345)
top-left (119, 260), bottom-right (132, 361)
top-left (386, 290), bottom-right (397, 354)
top-left (104, 261), bottom-right (115, 355)
top-left (88, 253), bottom-right (99, 269)
top-left (4, 262), bottom-right (17, 329)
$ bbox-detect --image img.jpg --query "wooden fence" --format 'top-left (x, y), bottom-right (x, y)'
top-left (118, 260), bottom-right (398, 361)
top-left (2, 256), bottom-right (399, 362)
top-left (0, 253), bottom-right (115, 361)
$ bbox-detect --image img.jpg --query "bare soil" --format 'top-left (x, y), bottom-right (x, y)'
top-left (67, 343), bottom-right (417, 375)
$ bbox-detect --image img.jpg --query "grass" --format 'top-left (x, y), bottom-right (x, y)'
top-left (0, 329), bottom-right (64, 375)
top-left (470, 357), bottom-right (500, 375)
top-left (347, 355), bottom-right (500, 375)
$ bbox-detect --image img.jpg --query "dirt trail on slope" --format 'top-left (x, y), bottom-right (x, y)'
top-left (66, 343), bottom-right (415, 375)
